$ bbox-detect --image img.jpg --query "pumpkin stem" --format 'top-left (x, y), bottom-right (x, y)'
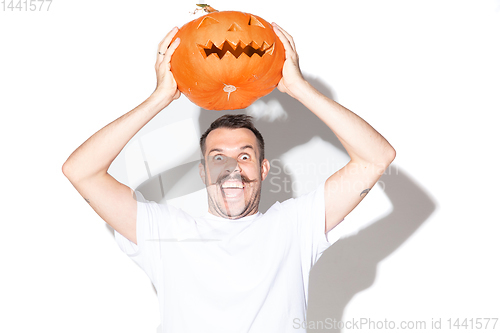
top-left (192, 4), bottom-right (218, 14)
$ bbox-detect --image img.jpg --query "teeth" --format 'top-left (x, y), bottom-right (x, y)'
top-left (198, 40), bottom-right (273, 59)
top-left (221, 182), bottom-right (244, 189)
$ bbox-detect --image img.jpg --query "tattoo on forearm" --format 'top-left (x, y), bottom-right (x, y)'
top-left (84, 198), bottom-right (90, 204)
top-left (360, 188), bottom-right (371, 197)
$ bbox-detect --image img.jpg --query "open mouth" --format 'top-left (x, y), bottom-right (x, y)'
top-left (220, 181), bottom-right (245, 198)
top-left (198, 40), bottom-right (275, 59)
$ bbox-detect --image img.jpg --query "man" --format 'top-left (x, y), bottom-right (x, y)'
top-left (63, 23), bottom-right (395, 332)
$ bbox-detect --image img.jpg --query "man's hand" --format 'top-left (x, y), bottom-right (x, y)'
top-left (153, 27), bottom-right (181, 106)
top-left (272, 23), bottom-right (307, 99)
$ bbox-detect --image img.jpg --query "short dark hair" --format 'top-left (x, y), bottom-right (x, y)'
top-left (200, 114), bottom-right (265, 164)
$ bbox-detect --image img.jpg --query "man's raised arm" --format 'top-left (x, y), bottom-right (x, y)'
top-left (62, 28), bottom-right (181, 245)
top-left (272, 23), bottom-right (396, 233)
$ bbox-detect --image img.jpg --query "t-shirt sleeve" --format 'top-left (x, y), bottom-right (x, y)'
top-left (114, 191), bottom-right (166, 284)
top-left (283, 180), bottom-right (344, 270)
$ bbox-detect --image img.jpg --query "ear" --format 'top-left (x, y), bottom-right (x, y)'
top-left (198, 162), bottom-right (206, 183)
top-left (260, 158), bottom-right (270, 181)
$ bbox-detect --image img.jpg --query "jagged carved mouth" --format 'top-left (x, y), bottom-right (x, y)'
top-left (198, 41), bottom-right (275, 59)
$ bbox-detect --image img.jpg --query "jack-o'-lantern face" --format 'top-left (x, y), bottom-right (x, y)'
top-left (171, 11), bottom-right (285, 110)
top-left (195, 13), bottom-right (276, 60)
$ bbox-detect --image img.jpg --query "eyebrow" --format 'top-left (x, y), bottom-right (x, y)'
top-left (208, 145), bottom-right (255, 155)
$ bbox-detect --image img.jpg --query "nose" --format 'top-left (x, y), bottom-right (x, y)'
top-left (227, 23), bottom-right (242, 32)
top-left (224, 157), bottom-right (242, 174)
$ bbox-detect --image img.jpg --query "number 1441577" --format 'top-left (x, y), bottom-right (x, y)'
top-left (1, 0), bottom-right (52, 11)
top-left (447, 318), bottom-right (498, 330)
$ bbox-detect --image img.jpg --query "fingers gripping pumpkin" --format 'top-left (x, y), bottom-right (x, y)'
top-left (170, 11), bottom-right (285, 110)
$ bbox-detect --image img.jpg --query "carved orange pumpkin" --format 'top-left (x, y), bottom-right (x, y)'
top-left (171, 11), bottom-right (285, 110)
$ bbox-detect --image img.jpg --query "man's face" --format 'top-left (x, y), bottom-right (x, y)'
top-left (199, 127), bottom-right (270, 219)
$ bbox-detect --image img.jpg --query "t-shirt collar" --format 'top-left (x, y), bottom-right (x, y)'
top-left (204, 211), bottom-right (262, 222)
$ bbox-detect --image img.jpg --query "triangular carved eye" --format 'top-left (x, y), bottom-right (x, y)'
top-left (227, 23), bottom-right (242, 31)
top-left (248, 15), bottom-right (265, 28)
top-left (197, 16), bottom-right (219, 29)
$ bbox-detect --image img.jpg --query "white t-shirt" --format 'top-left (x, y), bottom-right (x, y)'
top-left (114, 181), bottom-right (341, 333)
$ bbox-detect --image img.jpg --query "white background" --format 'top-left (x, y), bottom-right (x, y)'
top-left (1, 0), bottom-right (499, 332)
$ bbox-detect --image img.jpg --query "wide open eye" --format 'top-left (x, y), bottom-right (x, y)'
top-left (240, 153), bottom-right (250, 161)
top-left (208, 154), bottom-right (227, 165)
